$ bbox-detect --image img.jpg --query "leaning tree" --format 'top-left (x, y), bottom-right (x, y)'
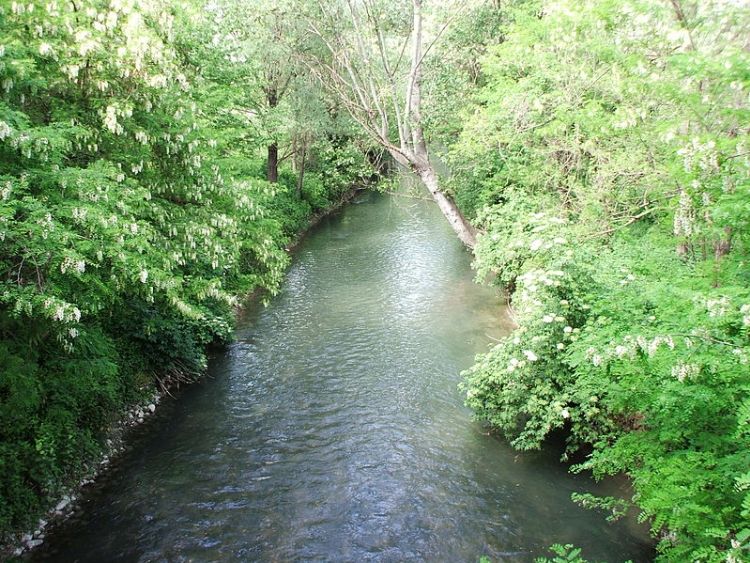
top-left (295, 0), bottom-right (479, 247)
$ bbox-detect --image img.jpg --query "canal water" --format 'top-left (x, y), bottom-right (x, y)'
top-left (29, 190), bottom-right (654, 562)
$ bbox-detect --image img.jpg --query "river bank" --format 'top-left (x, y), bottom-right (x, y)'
top-left (0, 393), bottom-right (164, 560)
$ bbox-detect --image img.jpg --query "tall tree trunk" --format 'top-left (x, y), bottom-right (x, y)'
top-left (267, 142), bottom-right (279, 184)
top-left (265, 85), bottom-right (281, 184)
top-left (410, 152), bottom-right (477, 248)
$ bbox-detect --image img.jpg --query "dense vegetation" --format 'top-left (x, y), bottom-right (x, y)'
top-left (0, 0), bottom-right (374, 540)
top-left (2, 0), bottom-right (749, 561)
top-left (455, 1), bottom-right (750, 562)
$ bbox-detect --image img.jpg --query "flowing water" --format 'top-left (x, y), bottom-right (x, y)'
top-left (29, 190), bottom-right (654, 563)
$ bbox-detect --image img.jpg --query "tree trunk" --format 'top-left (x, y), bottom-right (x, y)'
top-left (384, 143), bottom-right (478, 248)
top-left (405, 0), bottom-right (476, 248)
top-left (415, 158), bottom-right (477, 248)
top-left (714, 226), bottom-right (732, 260)
top-left (265, 83), bottom-right (281, 184)
top-left (267, 142), bottom-right (279, 184)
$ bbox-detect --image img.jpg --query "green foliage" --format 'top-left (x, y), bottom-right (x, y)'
top-left (462, 208), bottom-right (600, 450)
top-left (266, 182), bottom-right (314, 237)
top-left (299, 140), bottom-right (372, 206)
top-left (300, 173), bottom-right (330, 211)
top-left (571, 493), bottom-right (632, 523)
top-left (0, 325), bottom-right (125, 531)
top-left (535, 543), bottom-right (629, 563)
top-left (422, 2), bottom-right (509, 144)
top-left (564, 249), bottom-right (750, 561)
top-left (457, 1), bottom-right (750, 561)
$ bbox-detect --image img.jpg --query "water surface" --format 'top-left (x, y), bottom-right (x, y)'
top-left (30, 190), bottom-right (653, 562)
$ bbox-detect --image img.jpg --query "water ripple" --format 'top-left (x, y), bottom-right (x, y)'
top-left (29, 191), bottom-right (654, 563)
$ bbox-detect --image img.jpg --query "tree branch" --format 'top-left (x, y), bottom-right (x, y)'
top-left (585, 207), bottom-right (662, 238)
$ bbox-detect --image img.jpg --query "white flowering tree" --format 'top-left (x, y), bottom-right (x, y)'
top-left (1, 0), bottom-right (289, 344)
top-left (0, 0), bottom-right (289, 533)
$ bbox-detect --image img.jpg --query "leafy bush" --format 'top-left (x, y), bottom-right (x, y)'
top-left (464, 204), bottom-right (750, 561)
top-left (300, 173), bottom-right (331, 211)
top-left (0, 325), bottom-right (125, 531)
top-left (462, 208), bottom-right (599, 450)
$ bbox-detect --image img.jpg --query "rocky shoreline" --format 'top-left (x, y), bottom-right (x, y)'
top-left (1, 394), bottom-right (164, 561)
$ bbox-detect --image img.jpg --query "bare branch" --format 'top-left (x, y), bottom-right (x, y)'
top-left (669, 0), bottom-right (696, 51)
top-left (585, 207), bottom-right (662, 239)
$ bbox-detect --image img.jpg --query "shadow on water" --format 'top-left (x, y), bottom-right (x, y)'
top-left (27, 190), bottom-right (655, 563)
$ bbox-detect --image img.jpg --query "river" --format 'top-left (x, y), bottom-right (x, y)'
top-left (28, 190), bottom-right (654, 563)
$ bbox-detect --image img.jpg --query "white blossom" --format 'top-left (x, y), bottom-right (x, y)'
top-left (671, 361), bottom-right (700, 382)
top-left (135, 131), bottom-right (149, 145)
top-left (0, 121), bottom-right (11, 141)
top-left (523, 350), bottom-right (538, 362)
top-left (707, 296), bottom-right (730, 317)
top-left (673, 190), bottom-right (696, 236)
top-left (103, 106), bottom-right (122, 135)
top-left (740, 304), bottom-right (750, 326)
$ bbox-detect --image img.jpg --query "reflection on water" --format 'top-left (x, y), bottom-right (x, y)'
top-left (29, 190), bottom-right (654, 563)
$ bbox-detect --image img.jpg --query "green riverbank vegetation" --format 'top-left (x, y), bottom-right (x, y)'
top-left (0, 0), bottom-right (375, 543)
top-left (455, 1), bottom-right (750, 562)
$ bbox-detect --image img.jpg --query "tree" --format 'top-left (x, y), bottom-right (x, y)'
top-left (295, 0), bottom-right (478, 247)
top-left (0, 0), bottom-right (293, 533)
